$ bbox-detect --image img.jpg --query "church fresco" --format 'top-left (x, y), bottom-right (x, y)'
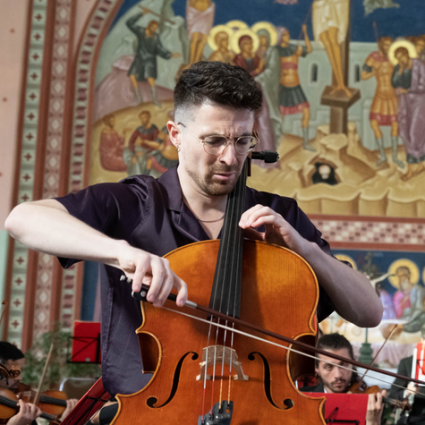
top-left (90, 0), bottom-right (425, 217)
top-left (322, 249), bottom-right (425, 368)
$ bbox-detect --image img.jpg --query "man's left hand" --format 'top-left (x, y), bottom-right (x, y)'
top-left (366, 390), bottom-right (385, 425)
top-left (239, 205), bottom-right (311, 258)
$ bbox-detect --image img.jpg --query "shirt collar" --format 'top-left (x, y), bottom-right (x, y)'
top-left (158, 166), bottom-right (184, 212)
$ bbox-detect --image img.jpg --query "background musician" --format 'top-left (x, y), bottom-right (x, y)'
top-left (5, 61), bottom-right (383, 400)
top-left (389, 325), bottom-right (425, 424)
top-left (300, 333), bottom-right (385, 425)
top-left (0, 342), bottom-right (77, 425)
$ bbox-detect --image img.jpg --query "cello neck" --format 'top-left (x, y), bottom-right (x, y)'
top-left (208, 160), bottom-right (248, 318)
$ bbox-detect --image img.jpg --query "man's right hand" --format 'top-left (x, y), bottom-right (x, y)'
top-left (8, 400), bottom-right (41, 425)
top-left (117, 241), bottom-right (188, 307)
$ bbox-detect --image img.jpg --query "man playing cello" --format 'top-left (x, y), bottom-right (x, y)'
top-left (5, 62), bottom-right (383, 408)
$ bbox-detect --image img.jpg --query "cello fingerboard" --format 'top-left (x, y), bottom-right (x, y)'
top-left (208, 160), bottom-right (247, 318)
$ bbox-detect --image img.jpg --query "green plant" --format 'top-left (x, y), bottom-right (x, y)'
top-left (22, 325), bottom-right (101, 390)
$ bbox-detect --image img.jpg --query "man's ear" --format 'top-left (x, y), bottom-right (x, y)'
top-left (167, 121), bottom-right (181, 150)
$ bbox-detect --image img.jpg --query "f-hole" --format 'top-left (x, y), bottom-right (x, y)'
top-left (147, 352), bottom-right (198, 408)
top-left (249, 352), bottom-right (294, 410)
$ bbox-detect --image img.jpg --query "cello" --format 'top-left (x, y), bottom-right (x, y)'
top-left (112, 154), bottom-right (327, 424)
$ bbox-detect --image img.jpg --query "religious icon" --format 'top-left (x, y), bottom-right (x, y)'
top-left (187, 0), bottom-right (215, 64)
top-left (99, 114), bottom-right (129, 172)
top-left (312, 0), bottom-right (350, 97)
top-left (127, 6), bottom-right (181, 107)
top-left (388, 259), bottom-right (424, 333)
top-left (231, 28), bottom-right (261, 77)
top-left (276, 25), bottom-right (314, 151)
top-left (207, 25), bottom-right (235, 64)
top-left (361, 37), bottom-right (404, 168)
top-left (389, 39), bottom-right (425, 181)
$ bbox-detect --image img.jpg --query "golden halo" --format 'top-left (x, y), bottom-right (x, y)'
top-left (230, 28), bottom-right (260, 55)
top-left (388, 39), bottom-right (418, 65)
top-left (208, 25), bottom-right (234, 51)
top-left (388, 258), bottom-right (419, 288)
top-left (334, 254), bottom-right (357, 270)
top-left (226, 20), bottom-right (248, 31)
top-left (251, 21), bottom-right (278, 47)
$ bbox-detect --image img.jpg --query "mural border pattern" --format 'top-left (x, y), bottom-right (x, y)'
top-left (32, 0), bottom-right (74, 340)
top-left (6, 0), bottom-right (50, 348)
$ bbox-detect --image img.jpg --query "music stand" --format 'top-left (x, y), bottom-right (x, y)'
top-left (304, 393), bottom-right (368, 425)
top-left (68, 321), bottom-right (101, 364)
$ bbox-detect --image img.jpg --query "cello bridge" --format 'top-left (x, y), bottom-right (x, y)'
top-left (196, 345), bottom-right (248, 381)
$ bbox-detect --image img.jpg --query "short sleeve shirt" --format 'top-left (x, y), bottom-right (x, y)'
top-left (56, 166), bottom-right (335, 395)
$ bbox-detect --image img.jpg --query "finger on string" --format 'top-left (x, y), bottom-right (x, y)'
top-left (239, 204), bottom-right (266, 227)
top-left (161, 306), bottom-right (425, 395)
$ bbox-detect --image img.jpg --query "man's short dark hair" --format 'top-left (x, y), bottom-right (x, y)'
top-left (174, 61), bottom-right (262, 120)
top-left (0, 341), bottom-right (24, 363)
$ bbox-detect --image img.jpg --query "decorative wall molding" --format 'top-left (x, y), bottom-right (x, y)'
top-left (7, 0), bottom-right (49, 348)
top-left (310, 215), bottom-right (425, 251)
top-left (33, 0), bottom-right (74, 340)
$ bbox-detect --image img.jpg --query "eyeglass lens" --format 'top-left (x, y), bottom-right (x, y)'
top-left (203, 136), bottom-right (256, 154)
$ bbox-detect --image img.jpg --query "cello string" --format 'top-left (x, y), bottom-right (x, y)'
top-left (228, 323), bottom-right (236, 403)
top-left (161, 306), bottom-right (424, 397)
top-left (226, 162), bottom-right (245, 405)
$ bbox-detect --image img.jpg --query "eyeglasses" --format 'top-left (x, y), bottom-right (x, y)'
top-left (178, 122), bottom-right (258, 155)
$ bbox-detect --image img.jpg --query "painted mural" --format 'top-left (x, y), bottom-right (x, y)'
top-left (324, 249), bottom-right (425, 367)
top-left (90, 0), bottom-right (425, 218)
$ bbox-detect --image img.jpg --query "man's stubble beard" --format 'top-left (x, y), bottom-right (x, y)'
top-left (184, 163), bottom-right (240, 197)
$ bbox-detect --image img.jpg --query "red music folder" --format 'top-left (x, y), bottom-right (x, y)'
top-left (305, 392), bottom-right (369, 425)
top-left (70, 321), bottom-right (101, 363)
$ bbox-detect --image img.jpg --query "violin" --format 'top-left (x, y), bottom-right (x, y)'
top-left (16, 383), bottom-right (68, 418)
top-left (0, 364), bottom-right (60, 424)
top-left (349, 382), bottom-right (412, 412)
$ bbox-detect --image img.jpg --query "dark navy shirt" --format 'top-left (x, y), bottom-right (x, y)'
top-left (56, 167), bottom-right (335, 395)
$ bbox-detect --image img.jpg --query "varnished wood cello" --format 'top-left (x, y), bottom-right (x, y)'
top-left (112, 154), bottom-right (327, 424)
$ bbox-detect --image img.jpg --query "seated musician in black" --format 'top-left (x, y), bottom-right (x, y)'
top-left (6, 62), bottom-right (383, 423)
top-left (389, 324), bottom-right (425, 424)
top-left (0, 341), bottom-right (77, 425)
top-left (301, 333), bottom-right (384, 425)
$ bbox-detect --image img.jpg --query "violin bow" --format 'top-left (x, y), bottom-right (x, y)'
top-left (130, 282), bottom-right (425, 387)
top-left (34, 343), bottom-right (54, 405)
top-left (353, 323), bottom-right (399, 390)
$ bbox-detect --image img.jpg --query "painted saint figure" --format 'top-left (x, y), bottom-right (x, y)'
top-left (391, 46), bottom-right (425, 180)
top-left (312, 0), bottom-right (351, 96)
top-left (149, 111), bottom-right (180, 178)
top-left (126, 7), bottom-right (180, 107)
top-left (277, 26), bottom-right (315, 151)
top-left (361, 37), bottom-right (404, 168)
top-left (393, 266), bottom-right (423, 322)
top-left (123, 111), bottom-right (160, 176)
top-left (233, 35), bottom-right (262, 77)
top-left (186, 0), bottom-right (215, 64)
top-left (99, 114), bottom-right (128, 172)
top-left (207, 26), bottom-right (234, 64)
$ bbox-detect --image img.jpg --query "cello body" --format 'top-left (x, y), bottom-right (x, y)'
top-left (113, 239), bottom-right (326, 425)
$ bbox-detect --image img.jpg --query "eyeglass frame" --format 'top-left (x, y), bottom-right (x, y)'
top-left (177, 122), bottom-right (259, 155)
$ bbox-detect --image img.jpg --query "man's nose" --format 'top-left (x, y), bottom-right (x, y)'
top-left (333, 367), bottom-right (344, 378)
top-left (219, 141), bottom-right (238, 165)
